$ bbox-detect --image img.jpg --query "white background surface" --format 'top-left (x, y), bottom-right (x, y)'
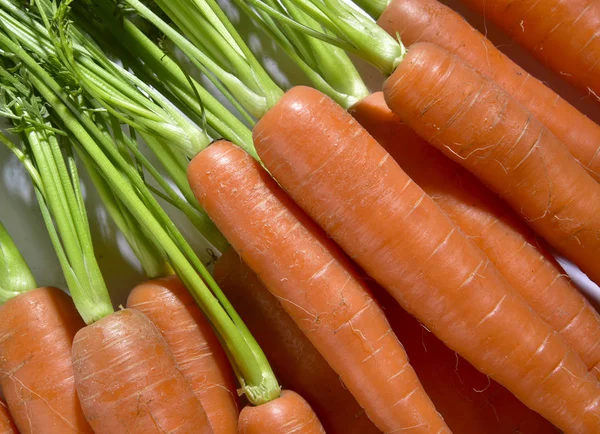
top-left (0, 0), bottom-right (598, 307)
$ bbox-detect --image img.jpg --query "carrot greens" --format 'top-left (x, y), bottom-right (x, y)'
top-left (0, 219), bottom-right (36, 303)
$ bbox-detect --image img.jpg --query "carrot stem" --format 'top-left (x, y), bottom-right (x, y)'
top-left (0, 219), bottom-right (36, 303)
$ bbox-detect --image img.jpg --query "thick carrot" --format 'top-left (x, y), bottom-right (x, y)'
top-left (377, 0), bottom-right (600, 182)
top-left (383, 42), bottom-right (600, 288)
top-left (370, 283), bottom-right (558, 434)
top-left (188, 140), bottom-right (449, 433)
top-left (127, 275), bottom-right (239, 434)
top-left (350, 91), bottom-right (600, 376)
top-left (71, 308), bottom-right (212, 433)
top-left (458, 0), bottom-right (600, 100)
top-left (0, 400), bottom-right (17, 434)
top-left (238, 390), bottom-right (325, 434)
top-left (0, 286), bottom-right (91, 434)
top-left (214, 248), bottom-right (380, 434)
top-left (253, 85), bottom-right (600, 433)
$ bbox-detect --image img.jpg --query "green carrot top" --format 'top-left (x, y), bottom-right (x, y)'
top-left (0, 219), bottom-right (37, 304)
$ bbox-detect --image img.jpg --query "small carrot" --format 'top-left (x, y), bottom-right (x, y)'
top-left (458, 0), bottom-right (600, 100)
top-left (376, 0), bottom-right (600, 183)
top-left (350, 91), bottom-right (600, 377)
top-left (188, 140), bottom-right (449, 433)
top-left (238, 390), bottom-right (325, 434)
top-left (127, 276), bottom-right (239, 434)
top-left (0, 400), bottom-right (17, 434)
top-left (253, 85), bottom-right (600, 433)
top-left (214, 248), bottom-right (380, 434)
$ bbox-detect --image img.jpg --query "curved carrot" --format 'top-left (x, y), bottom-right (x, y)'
top-left (238, 390), bottom-right (325, 434)
top-left (458, 0), bottom-right (600, 100)
top-left (253, 85), bottom-right (600, 433)
top-left (213, 248), bottom-right (380, 434)
top-left (188, 140), bottom-right (449, 433)
top-left (71, 308), bottom-right (212, 433)
top-left (370, 283), bottom-right (558, 434)
top-left (0, 400), bottom-right (17, 434)
top-left (0, 286), bottom-right (91, 434)
top-left (127, 275), bottom-right (239, 434)
top-left (350, 91), bottom-right (600, 376)
top-left (383, 42), bottom-right (600, 288)
top-left (377, 0), bottom-right (600, 182)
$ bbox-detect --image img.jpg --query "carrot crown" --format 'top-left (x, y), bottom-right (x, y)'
top-left (0, 219), bottom-right (37, 303)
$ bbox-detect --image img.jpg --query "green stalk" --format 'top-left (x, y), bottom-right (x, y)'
top-left (0, 217), bottom-right (36, 303)
top-left (354, 0), bottom-right (390, 19)
top-left (0, 30), bottom-right (279, 404)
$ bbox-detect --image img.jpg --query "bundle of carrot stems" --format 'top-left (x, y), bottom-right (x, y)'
top-left (0, 0), bottom-right (598, 432)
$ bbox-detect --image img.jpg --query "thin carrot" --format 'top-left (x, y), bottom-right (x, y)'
top-left (376, 0), bottom-right (600, 182)
top-left (127, 276), bottom-right (239, 434)
top-left (214, 248), bottom-right (380, 434)
top-left (0, 400), bottom-right (17, 434)
top-left (253, 85), bottom-right (600, 433)
top-left (382, 41), bottom-right (600, 287)
top-left (0, 286), bottom-right (91, 434)
top-left (350, 91), bottom-right (600, 377)
top-left (188, 140), bottom-right (449, 433)
top-left (458, 0), bottom-right (600, 100)
top-left (238, 390), bottom-right (325, 434)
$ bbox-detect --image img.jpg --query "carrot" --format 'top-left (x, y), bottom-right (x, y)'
top-left (376, 0), bottom-right (600, 183)
top-left (458, 0), bottom-right (600, 100)
top-left (188, 140), bottom-right (449, 433)
top-left (0, 400), bottom-right (17, 434)
top-left (370, 283), bottom-right (558, 434)
top-left (238, 390), bottom-right (325, 434)
top-left (214, 248), bottom-right (380, 434)
top-left (0, 286), bottom-right (90, 434)
top-left (350, 91), bottom-right (600, 377)
top-left (127, 275), bottom-right (239, 434)
top-left (383, 41), bottom-right (600, 287)
top-left (71, 308), bottom-right (212, 433)
top-left (253, 85), bottom-right (600, 433)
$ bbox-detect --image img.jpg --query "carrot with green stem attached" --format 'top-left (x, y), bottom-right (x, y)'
top-left (253, 85), bottom-right (600, 433)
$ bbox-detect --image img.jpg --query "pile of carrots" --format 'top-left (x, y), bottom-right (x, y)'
top-left (0, 0), bottom-right (599, 433)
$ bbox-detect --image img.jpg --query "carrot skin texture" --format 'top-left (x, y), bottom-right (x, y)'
top-left (350, 92), bottom-right (600, 376)
top-left (0, 286), bottom-right (92, 434)
top-left (0, 401), bottom-right (17, 434)
top-left (253, 85), bottom-right (600, 434)
top-left (459, 0), bottom-right (600, 101)
top-left (238, 390), bottom-right (325, 434)
top-left (214, 248), bottom-right (380, 434)
top-left (383, 42), bottom-right (600, 288)
top-left (127, 275), bottom-right (239, 434)
top-left (188, 141), bottom-right (449, 434)
top-left (72, 308), bottom-right (213, 434)
top-left (377, 0), bottom-right (600, 182)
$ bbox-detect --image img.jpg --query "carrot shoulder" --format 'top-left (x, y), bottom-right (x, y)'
top-left (377, 0), bottom-right (600, 182)
top-left (253, 85), bottom-right (600, 434)
top-left (350, 91), bottom-right (600, 377)
top-left (188, 140), bottom-right (449, 433)
top-left (72, 308), bottom-right (212, 433)
top-left (459, 0), bottom-right (600, 100)
top-left (127, 275), bottom-right (239, 434)
top-left (383, 42), bottom-right (600, 288)
top-left (0, 286), bottom-right (91, 434)
top-left (214, 248), bottom-right (380, 434)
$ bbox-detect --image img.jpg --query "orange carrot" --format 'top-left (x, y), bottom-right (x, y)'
top-left (127, 275), bottom-right (239, 434)
top-left (214, 248), bottom-right (380, 434)
top-left (253, 85), bottom-right (600, 433)
top-left (382, 42), bottom-right (600, 288)
top-left (238, 390), bottom-right (325, 434)
top-left (458, 0), bottom-right (600, 100)
top-left (71, 308), bottom-right (213, 433)
top-left (370, 283), bottom-right (558, 434)
top-left (0, 286), bottom-right (92, 434)
top-left (350, 91), bottom-right (600, 377)
top-left (377, 0), bottom-right (600, 182)
top-left (0, 400), bottom-right (17, 434)
top-left (188, 140), bottom-right (449, 433)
